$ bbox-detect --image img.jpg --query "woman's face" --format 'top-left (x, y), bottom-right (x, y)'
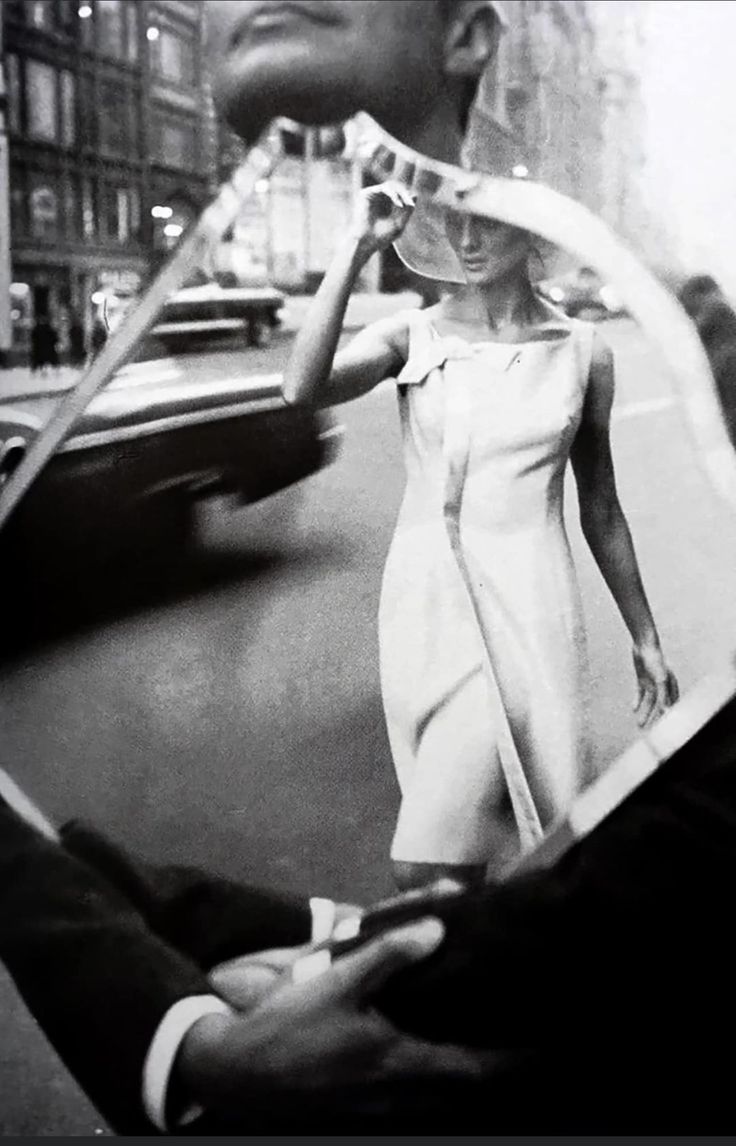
top-left (444, 209), bottom-right (532, 286)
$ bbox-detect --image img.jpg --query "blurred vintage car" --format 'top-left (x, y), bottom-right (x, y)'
top-left (145, 283), bottom-right (286, 350)
top-left (0, 293), bottom-right (340, 596)
top-left (537, 266), bottom-right (626, 319)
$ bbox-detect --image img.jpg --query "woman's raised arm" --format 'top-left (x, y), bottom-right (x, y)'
top-left (282, 183), bottom-right (415, 408)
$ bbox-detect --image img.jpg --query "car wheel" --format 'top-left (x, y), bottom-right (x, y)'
top-left (130, 492), bottom-right (195, 571)
top-left (196, 484), bottom-right (304, 557)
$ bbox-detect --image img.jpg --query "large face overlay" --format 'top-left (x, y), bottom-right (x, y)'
top-left (206, 1), bottom-right (448, 143)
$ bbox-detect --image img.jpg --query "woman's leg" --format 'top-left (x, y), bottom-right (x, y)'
top-left (392, 859), bottom-right (487, 891)
top-left (390, 668), bottom-right (518, 889)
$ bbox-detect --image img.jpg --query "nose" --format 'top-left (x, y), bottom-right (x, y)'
top-left (459, 216), bottom-right (475, 250)
top-left (459, 215), bottom-right (487, 253)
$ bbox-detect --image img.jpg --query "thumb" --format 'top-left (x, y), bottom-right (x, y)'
top-left (324, 917), bottom-right (446, 1004)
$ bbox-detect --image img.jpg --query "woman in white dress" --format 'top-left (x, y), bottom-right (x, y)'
top-left (283, 183), bottom-right (678, 890)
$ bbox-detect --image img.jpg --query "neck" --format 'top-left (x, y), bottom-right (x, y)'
top-left (450, 269), bottom-right (538, 331)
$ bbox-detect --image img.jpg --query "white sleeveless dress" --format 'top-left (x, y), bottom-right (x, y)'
top-left (379, 307), bottom-right (598, 864)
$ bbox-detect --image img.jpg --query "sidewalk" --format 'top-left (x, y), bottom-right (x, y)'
top-left (0, 292), bottom-right (422, 403)
top-left (0, 365), bottom-right (82, 403)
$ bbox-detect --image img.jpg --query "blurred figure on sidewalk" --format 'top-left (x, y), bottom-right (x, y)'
top-left (30, 315), bottom-right (59, 375)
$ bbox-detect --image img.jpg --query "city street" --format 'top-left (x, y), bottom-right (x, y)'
top-left (3, 317), bottom-right (736, 1133)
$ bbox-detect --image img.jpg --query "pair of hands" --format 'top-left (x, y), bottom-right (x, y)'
top-left (179, 905), bottom-right (481, 1125)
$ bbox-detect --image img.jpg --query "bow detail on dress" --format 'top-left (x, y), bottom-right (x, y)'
top-left (397, 335), bottom-right (484, 386)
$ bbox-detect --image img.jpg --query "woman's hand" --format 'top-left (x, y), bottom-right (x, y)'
top-left (632, 642), bottom-right (679, 728)
top-left (349, 182), bottom-right (415, 257)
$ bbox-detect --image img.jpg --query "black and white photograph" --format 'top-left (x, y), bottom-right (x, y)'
top-left (1, 0), bottom-right (736, 1135)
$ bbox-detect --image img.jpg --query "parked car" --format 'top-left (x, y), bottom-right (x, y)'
top-left (537, 266), bottom-right (626, 319)
top-left (0, 325), bottom-right (340, 602)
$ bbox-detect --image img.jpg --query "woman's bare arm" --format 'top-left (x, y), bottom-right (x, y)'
top-left (282, 184), bottom-right (414, 408)
top-left (571, 332), bottom-right (678, 726)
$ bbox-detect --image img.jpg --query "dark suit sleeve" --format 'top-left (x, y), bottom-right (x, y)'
top-left (59, 820), bottom-right (313, 968)
top-left (0, 803), bottom-right (216, 1133)
top-left (379, 697), bottom-right (736, 1051)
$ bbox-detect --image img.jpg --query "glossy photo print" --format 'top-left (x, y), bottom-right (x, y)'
top-left (2, 0), bottom-right (736, 1136)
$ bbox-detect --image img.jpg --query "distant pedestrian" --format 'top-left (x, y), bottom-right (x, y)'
top-left (30, 316), bottom-right (59, 374)
top-left (68, 316), bottom-right (87, 367)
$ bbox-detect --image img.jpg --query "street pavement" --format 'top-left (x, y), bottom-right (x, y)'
top-left (2, 316), bottom-right (736, 1133)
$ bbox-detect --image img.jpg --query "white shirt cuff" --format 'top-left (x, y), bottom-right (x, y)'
top-left (143, 900), bottom-right (336, 1131)
top-left (309, 896), bottom-right (337, 944)
top-left (142, 994), bottom-right (232, 1132)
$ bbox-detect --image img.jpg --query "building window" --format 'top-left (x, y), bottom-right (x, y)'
top-left (125, 1), bottom-right (139, 61)
top-left (153, 113), bottom-right (197, 169)
top-left (97, 0), bottom-right (139, 62)
top-left (128, 97), bottom-right (140, 157)
top-left (63, 175), bottom-right (79, 237)
top-left (25, 0), bottom-right (54, 30)
top-left (29, 177), bottom-right (60, 239)
top-left (79, 1), bottom-right (95, 48)
top-left (5, 55), bottom-right (23, 135)
top-left (99, 80), bottom-right (130, 154)
top-left (79, 73), bottom-right (96, 148)
top-left (97, 0), bottom-right (124, 57)
top-left (26, 60), bottom-right (58, 141)
top-left (128, 186), bottom-right (141, 238)
top-left (82, 177), bottom-right (97, 239)
top-left (58, 0), bottom-right (79, 36)
top-left (97, 81), bottom-right (138, 156)
top-left (60, 70), bottom-right (76, 148)
top-left (98, 185), bottom-right (139, 244)
top-left (10, 184), bottom-right (27, 237)
top-left (3, 1), bottom-right (25, 24)
top-left (150, 25), bottom-right (197, 87)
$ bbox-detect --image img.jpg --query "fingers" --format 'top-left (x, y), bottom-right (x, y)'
top-left (380, 1026), bottom-right (484, 1085)
top-left (210, 947), bottom-right (309, 1009)
top-left (312, 917), bottom-right (445, 1006)
top-left (364, 181), bottom-right (415, 225)
top-left (633, 648), bottom-right (679, 728)
top-left (636, 673), bottom-right (679, 729)
top-left (372, 181), bottom-right (415, 210)
top-left (635, 683), bottom-right (657, 728)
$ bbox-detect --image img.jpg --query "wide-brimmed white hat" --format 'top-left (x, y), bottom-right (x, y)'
top-left (393, 104), bottom-right (534, 283)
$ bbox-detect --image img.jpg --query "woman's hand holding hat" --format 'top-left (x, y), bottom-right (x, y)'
top-left (350, 182), bottom-right (416, 259)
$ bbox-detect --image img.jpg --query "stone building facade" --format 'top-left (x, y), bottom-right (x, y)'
top-left (478, 0), bottom-right (657, 258)
top-left (1, 0), bottom-right (215, 362)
